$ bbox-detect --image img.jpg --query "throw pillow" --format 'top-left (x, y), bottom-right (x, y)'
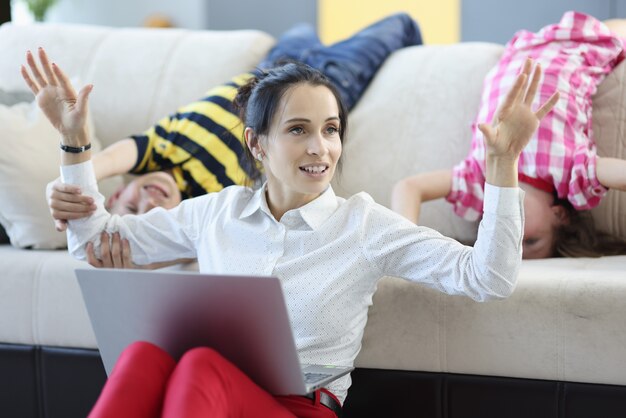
top-left (0, 88), bottom-right (36, 243)
top-left (0, 96), bottom-right (102, 249)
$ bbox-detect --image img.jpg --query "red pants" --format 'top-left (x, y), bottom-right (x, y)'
top-left (89, 341), bottom-right (339, 418)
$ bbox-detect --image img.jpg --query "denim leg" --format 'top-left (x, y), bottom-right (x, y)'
top-left (258, 13), bottom-right (422, 111)
top-left (258, 23), bottom-right (323, 69)
top-left (309, 13), bottom-right (423, 110)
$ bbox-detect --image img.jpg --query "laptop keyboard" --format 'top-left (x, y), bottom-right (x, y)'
top-left (304, 372), bottom-right (333, 384)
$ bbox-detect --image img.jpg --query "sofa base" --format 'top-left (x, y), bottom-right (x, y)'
top-left (343, 368), bottom-right (626, 417)
top-left (0, 344), bottom-right (106, 418)
top-left (2, 343), bottom-right (625, 418)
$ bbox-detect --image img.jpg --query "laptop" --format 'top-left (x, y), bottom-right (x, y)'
top-left (75, 268), bottom-right (353, 395)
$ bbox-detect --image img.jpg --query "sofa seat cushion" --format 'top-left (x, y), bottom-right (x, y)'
top-left (357, 256), bottom-right (626, 386)
top-left (0, 245), bottom-right (97, 348)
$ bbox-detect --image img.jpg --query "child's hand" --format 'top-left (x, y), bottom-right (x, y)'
top-left (479, 58), bottom-right (559, 161)
top-left (21, 48), bottom-right (93, 145)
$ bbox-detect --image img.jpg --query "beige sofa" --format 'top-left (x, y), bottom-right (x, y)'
top-left (1, 22), bottom-right (625, 418)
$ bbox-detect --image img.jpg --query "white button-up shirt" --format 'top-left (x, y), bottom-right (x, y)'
top-left (62, 161), bottom-right (524, 403)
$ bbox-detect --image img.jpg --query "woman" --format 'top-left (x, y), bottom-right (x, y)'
top-left (22, 49), bottom-right (556, 417)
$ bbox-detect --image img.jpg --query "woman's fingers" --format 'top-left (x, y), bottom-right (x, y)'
top-left (20, 65), bottom-right (39, 95)
top-left (87, 233), bottom-right (133, 269)
top-left (86, 242), bottom-right (103, 268)
top-left (49, 186), bottom-right (95, 220)
top-left (49, 190), bottom-right (94, 206)
top-left (477, 123), bottom-right (496, 141)
top-left (51, 182), bottom-right (83, 196)
top-left (524, 64), bottom-right (542, 106)
top-left (54, 219), bottom-right (68, 232)
top-left (535, 91), bottom-right (560, 120)
top-left (52, 62), bottom-right (77, 98)
top-left (121, 238), bottom-right (134, 269)
top-left (51, 209), bottom-right (94, 221)
top-left (100, 231), bottom-right (113, 267)
top-left (515, 58), bottom-right (533, 103)
top-left (499, 71), bottom-right (527, 116)
top-left (76, 84), bottom-right (94, 115)
top-left (25, 50), bottom-right (47, 89)
top-left (38, 47), bottom-right (58, 87)
top-left (110, 232), bottom-right (123, 267)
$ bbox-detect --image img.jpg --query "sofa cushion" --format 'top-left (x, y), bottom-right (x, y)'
top-left (0, 88), bottom-right (34, 245)
top-left (0, 98), bottom-right (107, 249)
top-left (0, 245), bottom-right (98, 348)
top-left (358, 256), bottom-right (626, 386)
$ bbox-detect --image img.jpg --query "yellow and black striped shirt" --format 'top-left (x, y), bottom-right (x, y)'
top-left (130, 72), bottom-right (258, 198)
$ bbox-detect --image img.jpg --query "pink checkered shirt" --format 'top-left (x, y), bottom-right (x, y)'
top-left (447, 11), bottom-right (624, 221)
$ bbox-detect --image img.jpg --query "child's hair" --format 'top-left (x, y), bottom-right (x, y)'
top-left (553, 198), bottom-right (626, 257)
top-left (233, 62), bottom-right (348, 181)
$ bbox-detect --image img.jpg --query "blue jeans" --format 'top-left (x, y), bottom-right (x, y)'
top-left (259, 13), bottom-right (422, 111)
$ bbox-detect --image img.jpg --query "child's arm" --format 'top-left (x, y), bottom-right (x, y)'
top-left (92, 138), bottom-right (138, 181)
top-left (391, 169), bottom-right (453, 223)
top-left (596, 157), bottom-right (626, 191)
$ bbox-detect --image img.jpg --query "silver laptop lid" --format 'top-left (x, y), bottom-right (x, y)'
top-left (76, 268), bottom-right (310, 395)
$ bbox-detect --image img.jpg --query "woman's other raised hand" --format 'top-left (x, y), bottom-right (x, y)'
top-left (21, 47), bottom-right (93, 146)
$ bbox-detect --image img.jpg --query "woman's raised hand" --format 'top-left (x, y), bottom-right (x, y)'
top-left (20, 47), bottom-right (93, 145)
top-left (479, 58), bottom-right (559, 162)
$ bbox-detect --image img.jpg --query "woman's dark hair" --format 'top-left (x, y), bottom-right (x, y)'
top-left (552, 197), bottom-right (626, 257)
top-left (233, 62), bottom-right (348, 181)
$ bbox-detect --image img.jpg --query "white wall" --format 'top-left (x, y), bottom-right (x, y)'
top-left (44, 0), bottom-right (208, 29)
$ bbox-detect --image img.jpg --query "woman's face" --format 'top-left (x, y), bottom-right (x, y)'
top-left (258, 83), bottom-right (342, 209)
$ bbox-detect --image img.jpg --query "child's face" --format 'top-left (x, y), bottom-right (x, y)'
top-left (522, 191), bottom-right (566, 259)
top-left (107, 171), bottom-right (182, 215)
top-left (261, 83), bottom-right (342, 208)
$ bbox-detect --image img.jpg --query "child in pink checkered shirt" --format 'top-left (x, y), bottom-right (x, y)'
top-left (392, 12), bottom-right (626, 259)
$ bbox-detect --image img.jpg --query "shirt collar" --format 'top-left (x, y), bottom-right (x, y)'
top-left (239, 183), bottom-right (339, 230)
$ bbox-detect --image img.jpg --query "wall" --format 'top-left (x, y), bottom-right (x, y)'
top-left (206, 0), bottom-right (316, 38)
top-left (11, 0), bottom-right (624, 45)
top-left (461, 0), bottom-right (625, 44)
top-left (318, 0), bottom-right (460, 44)
top-left (26, 0), bottom-right (315, 38)
top-left (45, 0), bottom-right (208, 29)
